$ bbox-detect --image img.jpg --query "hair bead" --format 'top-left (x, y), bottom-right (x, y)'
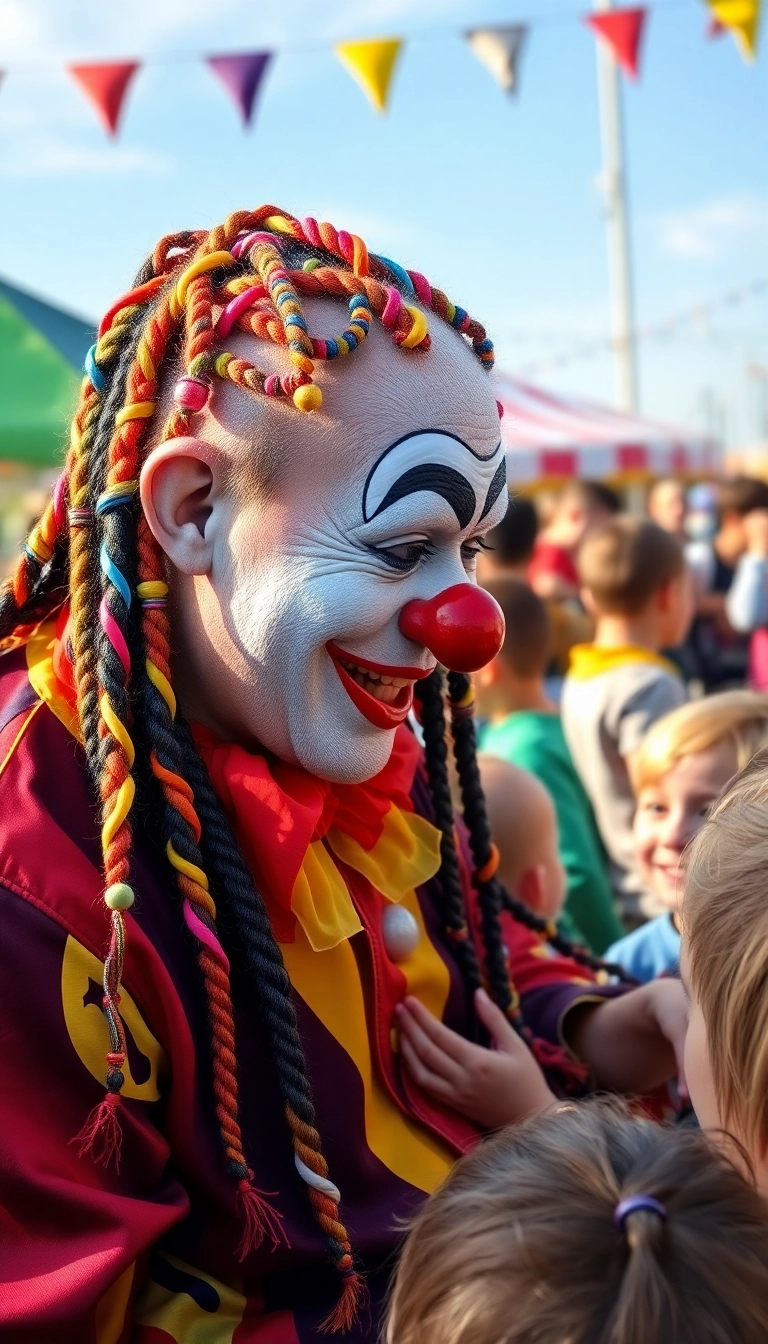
top-left (173, 375), bottom-right (211, 413)
top-left (475, 843), bottom-right (500, 885)
top-left (104, 882), bottom-right (136, 911)
top-left (293, 383), bottom-right (323, 412)
top-left (84, 343), bottom-right (106, 391)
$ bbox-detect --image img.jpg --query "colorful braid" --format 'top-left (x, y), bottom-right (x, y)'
top-left (173, 717), bottom-right (364, 1331)
top-left (136, 515), bottom-right (284, 1253)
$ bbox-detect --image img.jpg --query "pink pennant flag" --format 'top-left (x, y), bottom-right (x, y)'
top-left (69, 61), bottom-right (139, 135)
top-left (207, 52), bottom-right (272, 125)
top-left (584, 7), bottom-right (648, 79)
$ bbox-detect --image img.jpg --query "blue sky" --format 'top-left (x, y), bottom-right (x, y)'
top-left (0, 0), bottom-right (765, 446)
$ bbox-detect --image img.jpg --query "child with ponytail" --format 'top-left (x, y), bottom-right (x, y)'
top-left (385, 1100), bottom-right (768, 1344)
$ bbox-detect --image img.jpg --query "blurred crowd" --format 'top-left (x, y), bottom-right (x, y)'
top-left (474, 472), bottom-right (768, 972)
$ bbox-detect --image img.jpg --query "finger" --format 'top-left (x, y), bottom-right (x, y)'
top-left (474, 988), bottom-right (528, 1056)
top-left (401, 996), bottom-right (475, 1066)
top-left (396, 1005), bottom-right (465, 1085)
top-left (669, 1024), bottom-right (689, 1101)
top-left (399, 1034), bottom-right (457, 1103)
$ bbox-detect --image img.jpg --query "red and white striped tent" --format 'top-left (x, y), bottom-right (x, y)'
top-left (495, 374), bottom-right (719, 488)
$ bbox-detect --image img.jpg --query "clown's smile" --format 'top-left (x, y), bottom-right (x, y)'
top-left (326, 641), bottom-right (432, 730)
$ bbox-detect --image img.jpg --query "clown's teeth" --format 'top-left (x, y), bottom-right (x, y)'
top-left (340, 658), bottom-right (411, 695)
top-left (344, 663), bottom-right (411, 703)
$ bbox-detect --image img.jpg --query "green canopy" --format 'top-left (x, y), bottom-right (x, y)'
top-left (0, 278), bottom-right (94, 466)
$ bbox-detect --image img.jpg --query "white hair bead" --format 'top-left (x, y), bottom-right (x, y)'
top-left (382, 905), bottom-right (420, 961)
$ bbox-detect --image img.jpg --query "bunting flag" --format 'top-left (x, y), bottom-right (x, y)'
top-left (207, 52), bottom-right (272, 124)
top-left (704, 0), bottom-right (762, 58)
top-left (465, 25), bottom-right (528, 94)
top-left (585, 7), bottom-right (648, 79)
top-left (68, 61), bottom-right (139, 135)
top-left (334, 38), bottom-right (402, 113)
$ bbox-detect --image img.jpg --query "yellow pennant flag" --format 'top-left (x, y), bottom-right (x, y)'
top-left (707, 0), bottom-right (762, 59)
top-left (335, 38), bottom-right (402, 113)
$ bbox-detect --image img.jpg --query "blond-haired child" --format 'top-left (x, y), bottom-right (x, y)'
top-left (682, 755), bottom-right (768, 1193)
top-left (385, 1100), bottom-right (768, 1344)
top-left (562, 517), bottom-right (692, 923)
top-left (605, 690), bottom-right (768, 981)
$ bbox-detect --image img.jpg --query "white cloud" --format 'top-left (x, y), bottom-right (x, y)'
top-left (0, 133), bottom-right (168, 177)
top-left (656, 193), bottom-right (768, 261)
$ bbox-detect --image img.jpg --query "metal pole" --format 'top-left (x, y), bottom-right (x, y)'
top-left (594, 0), bottom-right (639, 412)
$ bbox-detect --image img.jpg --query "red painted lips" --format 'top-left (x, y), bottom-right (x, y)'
top-left (326, 641), bottom-right (432, 730)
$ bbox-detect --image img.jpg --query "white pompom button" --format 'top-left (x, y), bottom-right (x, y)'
top-left (382, 905), bottom-right (420, 961)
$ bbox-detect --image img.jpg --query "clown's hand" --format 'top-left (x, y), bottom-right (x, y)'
top-left (395, 989), bottom-right (555, 1131)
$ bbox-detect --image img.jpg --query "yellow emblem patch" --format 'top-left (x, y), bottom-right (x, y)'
top-left (61, 934), bottom-right (167, 1101)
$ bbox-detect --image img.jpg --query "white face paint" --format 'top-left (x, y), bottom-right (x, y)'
top-left (171, 303), bottom-right (507, 783)
top-left (222, 428), bottom-right (507, 783)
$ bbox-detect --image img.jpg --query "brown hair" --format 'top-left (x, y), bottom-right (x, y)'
top-left (385, 1100), bottom-right (768, 1344)
top-left (482, 577), bottom-right (552, 677)
top-left (483, 495), bottom-right (538, 568)
top-left (684, 752), bottom-right (768, 1159)
top-left (718, 475), bottom-right (768, 520)
top-left (578, 516), bottom-right (684, 616)
top-left (560, 478), bottom-right (622, 516)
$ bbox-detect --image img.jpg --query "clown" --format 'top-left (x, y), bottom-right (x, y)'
top-left (0, 208), bottom-right (686, 1341)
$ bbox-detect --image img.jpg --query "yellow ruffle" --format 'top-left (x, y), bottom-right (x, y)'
top-left (292, 807), bottom-right (442, 952)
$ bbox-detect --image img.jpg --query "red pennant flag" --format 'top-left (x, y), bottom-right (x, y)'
top-left (585, 7), bottom-right (647, 78)
top-left (69, 61), bottom-right (138, 135)
top-left (207, 52), bottom-right (272, 125)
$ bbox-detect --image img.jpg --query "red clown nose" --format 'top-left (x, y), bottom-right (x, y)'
top-left (398, 583), bottom-right (505, 673)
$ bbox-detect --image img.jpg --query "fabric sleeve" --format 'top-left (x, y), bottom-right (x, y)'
top-left (541, 762), bottom-right (622, 955)
top-left (616, 675), bottom-right (687, 761)
top-left (726, 554), bottom-right (768, 633)
top-left (0, 884), bottom-right (188, 1342)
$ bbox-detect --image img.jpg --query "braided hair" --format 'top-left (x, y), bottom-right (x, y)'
top-left (0, 206), bottom-right (620, 1330)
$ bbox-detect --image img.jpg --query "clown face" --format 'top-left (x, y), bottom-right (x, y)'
top-left (142, 301), bottom-right (507, 783)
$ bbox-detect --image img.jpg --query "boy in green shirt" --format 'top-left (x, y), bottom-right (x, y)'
top-left (477, 577), bottom-right (622, 954)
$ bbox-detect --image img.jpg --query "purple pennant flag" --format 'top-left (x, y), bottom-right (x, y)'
top-left (207, 52), bottom-right (272, 125)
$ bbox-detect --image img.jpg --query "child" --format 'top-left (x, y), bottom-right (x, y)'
top-left (686, 474), bottom-right (768, 689)
top-left (477, 577), bottom-right (622, 953)
top-left (606, 691), bottom-right (768, 980)
top-left (562, 517), bottom-right (692, 923)
top-left (528, 479), bottom-right (620, 603)
top-left (475, 493), bottom-right (538, 584)
top-left (385, 1100), bottom-right (768, 1344)
top-left (682, 754), bottom-right (768, 1194)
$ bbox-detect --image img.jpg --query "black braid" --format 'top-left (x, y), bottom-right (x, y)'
top-left (446, 671), bottom-right (634, 987)
top-left (414, 669), bottom-right (481, 994)
top-left (136, 666), bottom-right (256, 1183)
top-left (0, 551), bottom-right (68, 643)
top-left (173, 716), bottom-right (353, 1269)
top-left (75, 315), bottom-right (147, 777)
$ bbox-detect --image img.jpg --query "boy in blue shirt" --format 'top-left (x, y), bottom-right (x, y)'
top-left (606, 690), bottom-right (768, 980)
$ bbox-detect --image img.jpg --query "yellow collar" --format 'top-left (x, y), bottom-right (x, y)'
top-left (567, 643), bottom-right (681, 681)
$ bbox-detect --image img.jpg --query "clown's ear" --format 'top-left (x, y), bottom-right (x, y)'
top-left (140, 439), bottom-right (221, 576)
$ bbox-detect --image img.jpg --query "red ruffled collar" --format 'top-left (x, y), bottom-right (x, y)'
top-left (192, 723), bottom-right (423, 943)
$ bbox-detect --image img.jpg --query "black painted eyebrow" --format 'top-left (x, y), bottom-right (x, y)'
top-left (369, 464), bottom-right (476, 530)
top-left (478, 459), bottom-right (507, 523)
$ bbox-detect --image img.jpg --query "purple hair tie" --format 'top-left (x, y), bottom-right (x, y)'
top-left (614, 1194), bottom-right (667, 1231)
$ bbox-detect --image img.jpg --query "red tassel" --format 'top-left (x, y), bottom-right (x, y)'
top-left (318, 1273), bottom-right (367, 1335)
top-left (531, 1037), bottom-right (590, 1094)
top-left (74, 1092), bottom-right (123, 1169)
top-left (236, 1178), bottom-right (287, 1258)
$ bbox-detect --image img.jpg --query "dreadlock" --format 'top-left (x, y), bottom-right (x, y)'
top-left (0, 204), bottom-right (613, 1329)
